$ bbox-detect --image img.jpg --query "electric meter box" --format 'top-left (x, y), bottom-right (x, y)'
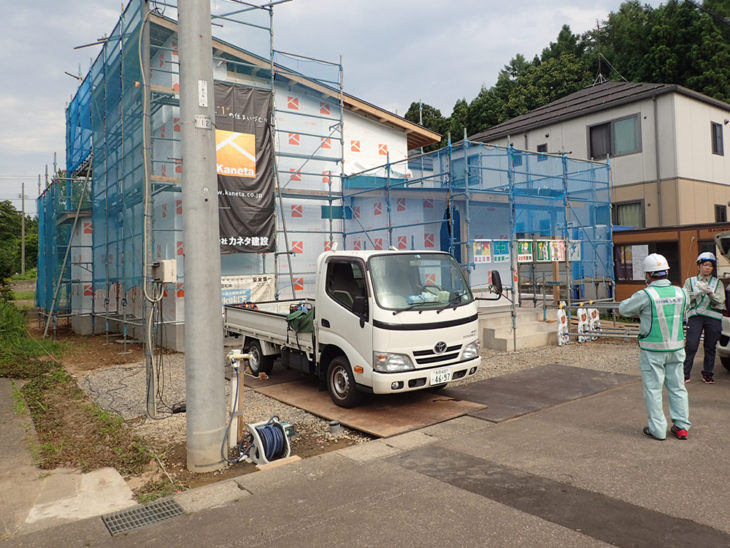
top-left (152, 259), bottom-right (177, 284)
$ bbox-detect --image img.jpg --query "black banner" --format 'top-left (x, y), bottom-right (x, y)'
top-left (215, 82), bottom-right (276, 253)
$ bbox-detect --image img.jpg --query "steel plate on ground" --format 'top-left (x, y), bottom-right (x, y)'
top-left (441, 363), bottom-right (638, 423)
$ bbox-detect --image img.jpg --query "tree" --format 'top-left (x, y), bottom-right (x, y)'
top-left (404, 101), bottom-right (448, 151)
top-left (586, 0), bottom-right (730, 103)
top-left (423, 0), bottom-right (730, 144)
top-left (588, 0), bottom-right (653, 81)
top-left (540, 25), bottom-right (586, 63)
top-left (0, 201), bottom-right (34, 281)
top-left (446, 98), bottom-right (469, 142)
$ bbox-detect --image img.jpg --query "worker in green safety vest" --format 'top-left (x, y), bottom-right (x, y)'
top-left (619, 253), bottom-right (691, 441)
top-left (682, 251), bottom-right (725, 384)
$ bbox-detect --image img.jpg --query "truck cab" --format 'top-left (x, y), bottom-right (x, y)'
top-left (315, 249), bottom-right (485, 406)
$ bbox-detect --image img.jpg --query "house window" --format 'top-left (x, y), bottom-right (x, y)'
top-left (614, 244), bottom-right (636, 281)
top-left (715, 204), bottom-right (727, 223)
top-left (612, 201), bottom-right (644, 228)
top-left (615, 243), bottom-right (679, 283)
top-left (712, 122), bottom-right (724, 156)
top-left (537, 143), bottom-right (547, 162)
top-left (589, 114), bottom-right (641, 159)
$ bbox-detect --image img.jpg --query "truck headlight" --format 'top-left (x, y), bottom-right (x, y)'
top-left (461, 340), bottom-right (480, 360)
top-left (373, 352), bottom-right (414, 373)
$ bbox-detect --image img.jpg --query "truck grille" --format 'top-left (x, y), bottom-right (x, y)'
top-left (413, 344), bottom-right (462, 365)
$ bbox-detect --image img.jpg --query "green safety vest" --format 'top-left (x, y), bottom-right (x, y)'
top-left (688, 276), bottom-right (722, 320)
top-left (638, 285), bottom-right (686, 352)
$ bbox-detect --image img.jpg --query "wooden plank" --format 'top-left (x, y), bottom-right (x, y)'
top-left (255, 455), bottom-right (301, 471)
top-left (256, 379), bottom-right (485, 438)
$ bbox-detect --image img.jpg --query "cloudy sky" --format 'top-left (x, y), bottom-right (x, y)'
top-left (0, 0), bottom-right (663, 216)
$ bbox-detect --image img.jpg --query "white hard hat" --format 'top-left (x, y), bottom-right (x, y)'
top-left (643, 253), bottom-right (670, 273)
top-left (697, 251), bottom-right (716, 264)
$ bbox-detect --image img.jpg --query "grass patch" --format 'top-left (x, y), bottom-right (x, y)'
top-left (10, 269), bottom-right (37, 282)
top-left (12, 290), bottom-right (35, 301)
top-left (0, 300), bottom-right (64, 378)
top-left (1, 299), bottom-right (153, 476)
top-left (20, 361), bottom-right (151, 474)
top-left (136, 479), bottom-right (185, 504)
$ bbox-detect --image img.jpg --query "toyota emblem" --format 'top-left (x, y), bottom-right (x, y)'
top-left (434, 341), bottom-right (447, 354)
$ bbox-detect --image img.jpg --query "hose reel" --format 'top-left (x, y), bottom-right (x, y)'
top-left (246, 416), bottom-right (291, 465)
top-left (223, 351), bottom-right (292, 465)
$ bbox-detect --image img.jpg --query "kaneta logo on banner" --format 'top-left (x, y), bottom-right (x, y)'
top-left (216, 130), bottom-right (256, 178)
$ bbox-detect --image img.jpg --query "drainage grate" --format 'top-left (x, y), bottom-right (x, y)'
top-left (102, 499), bottom-right (185, 536)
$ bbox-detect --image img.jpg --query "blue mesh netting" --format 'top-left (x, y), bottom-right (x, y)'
top-left (342, 142), bottom-right (613, 300)
top-left (49, 0), bottom-right (613, 314)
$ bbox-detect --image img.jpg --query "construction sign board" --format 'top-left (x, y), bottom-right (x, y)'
top-left (473, 240), bottom-right (492, 263)
top-left (517, 240), bottom-right (533, 262)
top-left (492, 240), bottom-right (510, 263)
top-left (215, 82), bottom-right (276, 253)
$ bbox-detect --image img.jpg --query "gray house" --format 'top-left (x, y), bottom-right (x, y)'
top-left (470, 81), bottom-right (730, 230)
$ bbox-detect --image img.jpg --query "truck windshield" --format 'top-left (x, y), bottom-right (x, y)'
top-left (368, 253), bottom-right (473, 311)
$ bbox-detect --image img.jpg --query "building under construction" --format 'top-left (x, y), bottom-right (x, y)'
top-left (37, 0), bottom-right (613, 350)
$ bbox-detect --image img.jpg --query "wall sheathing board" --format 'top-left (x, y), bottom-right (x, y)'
top-left (70, 220), bottom-right (94, 314)
top-left (343, 111), bottom-right (409, 176)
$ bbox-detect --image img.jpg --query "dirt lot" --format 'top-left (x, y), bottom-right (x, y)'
top-left (25, 317), bottom-right (370, 498)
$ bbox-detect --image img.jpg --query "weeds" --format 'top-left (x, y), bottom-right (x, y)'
top-left (136, 479), bottom-right (184, 504)
top-left (10, 269), bottom-right (37, 282)
top-left (1, 299), bottom-right (153, 477)
top-left (10, 381), bottom-right (27, 415)
top-left (0, 300), bottom-right (63, 378)
top-left (12, 291), bottom-right (35, 301)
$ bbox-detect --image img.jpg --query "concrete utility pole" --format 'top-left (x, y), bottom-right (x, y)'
top-left (20, 183), bottom-right (25, 276)
top-left (178, 0), bottom-right (226, 473)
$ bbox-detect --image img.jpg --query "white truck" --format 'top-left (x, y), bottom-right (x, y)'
top-left (712, 231), bottom-right (730, 372)
top-left (223, 248), bottom-right (501, 407)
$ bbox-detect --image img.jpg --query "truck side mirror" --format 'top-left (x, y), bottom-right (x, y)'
top-left (490, 270), bottom-right (502, 296)
top-left (352, 296), bottom-right (368, 327)
top-left (715, 231), bottom-right (730, 259)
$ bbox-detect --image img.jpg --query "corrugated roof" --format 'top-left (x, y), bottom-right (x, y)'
top-left (470, 81), bottom-right (730, 143)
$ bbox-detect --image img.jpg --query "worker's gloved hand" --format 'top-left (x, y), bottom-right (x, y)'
top-left (695, 280), bottom-right (712, 294)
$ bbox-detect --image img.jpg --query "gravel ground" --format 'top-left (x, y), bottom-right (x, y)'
top-left (76, 352), bottom-right (372, 451)
top-left (76, 337), bottom-right (641, 455)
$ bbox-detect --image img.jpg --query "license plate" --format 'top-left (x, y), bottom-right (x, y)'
top-left (430, 368), bottom-right (451, 385)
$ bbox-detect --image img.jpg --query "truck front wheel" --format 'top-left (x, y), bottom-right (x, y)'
top-left (327, 356), bottom-right (361, 408)
top-left (244, 339), bottom-right (274, 376)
